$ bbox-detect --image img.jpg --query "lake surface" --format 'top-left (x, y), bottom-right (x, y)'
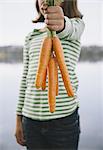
top-left (0, 62), bottom-right (103, 150)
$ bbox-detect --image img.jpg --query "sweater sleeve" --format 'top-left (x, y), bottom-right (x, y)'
top-left (16, 34), bottom-right (30, 115)
top-left (57, 16), bottom-right (85, 40)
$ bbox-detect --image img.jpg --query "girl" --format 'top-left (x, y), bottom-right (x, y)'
top-left (15, 0), bottom-right (85, 149)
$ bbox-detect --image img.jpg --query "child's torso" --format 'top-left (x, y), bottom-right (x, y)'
top-left (22, 29), bottom-right (81, 121)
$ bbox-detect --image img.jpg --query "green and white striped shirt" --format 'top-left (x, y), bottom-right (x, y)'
top-left (16, 16), bottom-right (85, 121)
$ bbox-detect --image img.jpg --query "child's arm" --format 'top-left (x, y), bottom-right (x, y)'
top-left (57, 16), bottom-right (85, 41)
top-left (15, 34), bottom-right (30, 146)
top-left (16, 33), bottom-right (30, 116)
top-left (43, 4), bottom-right (85, 41)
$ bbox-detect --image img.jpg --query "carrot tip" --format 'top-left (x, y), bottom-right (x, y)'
top-left (42, 87), bottom-right (46, 90)
top-left (50, 111), bottom-right (55, 113)
top-left (50, 108), bottom-right (55, 113)
top-left (35, 83), bottom-right (41, 89)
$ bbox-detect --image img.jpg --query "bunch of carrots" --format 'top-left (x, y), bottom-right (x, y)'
top-left (35, 0), bottom-right (74, 113)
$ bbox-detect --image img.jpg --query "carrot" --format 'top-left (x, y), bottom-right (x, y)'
top-left (42, 68), bottom-right (47, 90)
top-left (54, 55), bottom-right (59, 96)
top-left (35, 36), bottom-right (52, 88)
top-left (47, 53), bottom-right (56, 113)
top-left (52, 36), bottom-right (74, 97)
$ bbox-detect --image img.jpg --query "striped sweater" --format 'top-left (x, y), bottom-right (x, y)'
top-left (16, 16), bottom-right (85, 121)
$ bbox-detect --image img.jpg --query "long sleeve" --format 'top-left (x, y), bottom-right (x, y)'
top-left (57, 16), bottom-right (85, 40)
top-left (16, 35), bottom-right (30, 115)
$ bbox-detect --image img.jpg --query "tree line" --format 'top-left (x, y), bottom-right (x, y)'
top-left (0, 45), bottom-right (103, 63)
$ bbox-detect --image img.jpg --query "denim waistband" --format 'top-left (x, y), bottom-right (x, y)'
top-left (22, 107), bottom-right (79, 124)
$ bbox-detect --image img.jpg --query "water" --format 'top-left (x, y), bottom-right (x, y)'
top-left (0, 62), bottom-right (103, 150)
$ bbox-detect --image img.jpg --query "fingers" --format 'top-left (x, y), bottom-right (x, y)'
top-left (47, 6), bottom-right (63, 13)
top-left (41, 4), bottom-right (64, 32)
top-left (44, 13), bottom-right (64, 20)
top-left (46, 25), bottom-right (61, 31)
top-left (43, 5), bottom-right (64, 16)
top-left (44, 10), bottom-right (64, 30)
top-left (45, 18), bottom-right (63, 25)
top-left (41, 5), bottom-right (61, 13)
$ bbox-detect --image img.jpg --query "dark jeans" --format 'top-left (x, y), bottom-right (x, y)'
top-left (22, 107), bottom-right (81, 150)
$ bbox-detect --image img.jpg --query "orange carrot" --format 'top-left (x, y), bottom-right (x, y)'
top-left (35, 37), bottom-right (52, 88)
top-left (54, 55), bottom-right (59, 96)
top-left (47, 54), bottom-right (56, 113)
top-left (52, 36), bottom-right (74, 97)
top-left (42, 68), bottom-right (47, 90)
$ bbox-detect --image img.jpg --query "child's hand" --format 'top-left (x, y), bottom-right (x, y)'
top-left (44, 6), bottom-right (65, 32)
top-left (14, 116), bottom-right (26, 146)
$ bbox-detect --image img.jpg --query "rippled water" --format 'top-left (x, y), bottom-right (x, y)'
top-left (0, 62), bottom-right (103, 150)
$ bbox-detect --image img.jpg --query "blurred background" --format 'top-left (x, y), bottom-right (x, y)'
top-left (0, 0), bottom-right (103, 150)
